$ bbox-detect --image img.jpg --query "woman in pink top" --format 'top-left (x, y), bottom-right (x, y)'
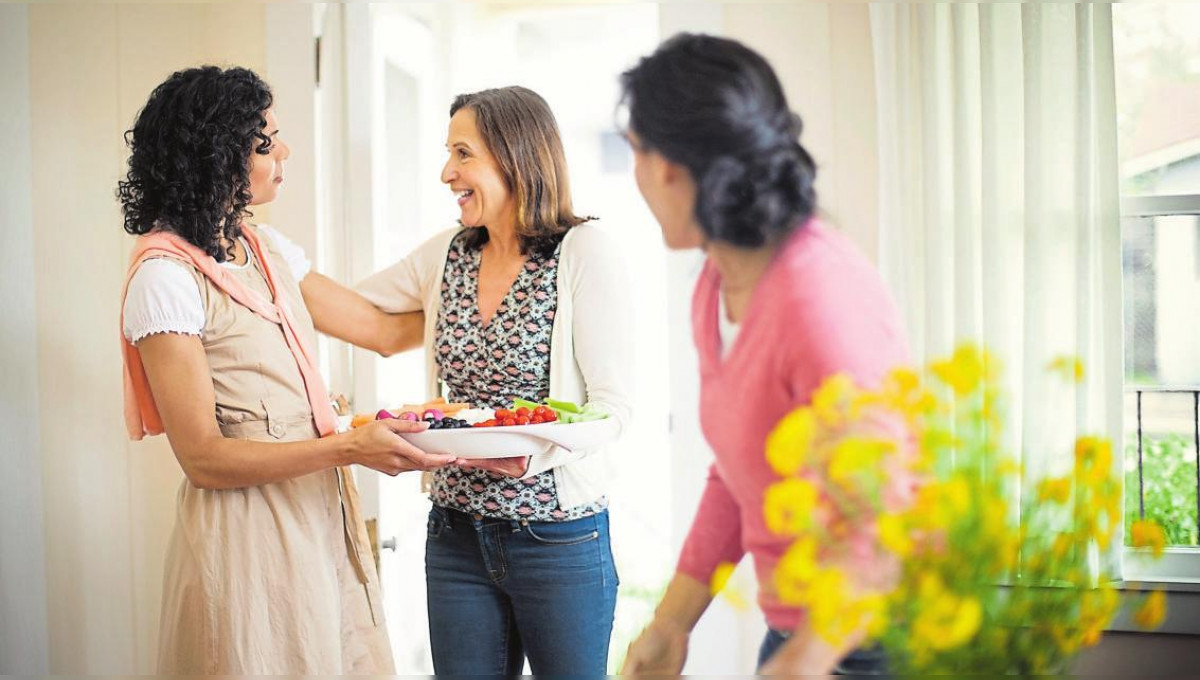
top-left (618, 34), bottom-right (909, 675)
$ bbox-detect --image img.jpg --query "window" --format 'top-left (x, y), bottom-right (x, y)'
top-left (1115, 2), bottom-right (1200, 579)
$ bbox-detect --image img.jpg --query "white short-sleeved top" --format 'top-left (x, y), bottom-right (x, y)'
top-left (122, 225), bottom-right (311, 344)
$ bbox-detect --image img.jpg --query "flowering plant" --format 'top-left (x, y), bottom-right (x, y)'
top-left (759, 345), bottom-right (1167, 674)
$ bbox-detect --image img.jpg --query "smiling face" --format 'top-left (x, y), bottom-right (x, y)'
top-left (440, 107), bottom-right (514, 230)
top-left (247, 109), bottom-right (289, 206)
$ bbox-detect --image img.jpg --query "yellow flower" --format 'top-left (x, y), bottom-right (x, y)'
top-left (710, 562), bottom-right (750, 611)
top-left (766, 407), bottom-right (816, 477)
top-left (1133, 590), bottom-right (1167, 629)
top-left (763, 478), bottom-right (818, 536)
top-left (711, 562), bottom-right (734, 595)
top-left (849, 391), bottom-right (881, 419)
top-left (930, 345), bottom-right (993, 396)
top-left (1000, 534), bottom-right (1022, 571)
top-left (911, 573), bottom-right (983, 650)
top-left (1050, 533), bottom-right (1073, 560)
top-left (1047, 355), bottom-right (1085, 384)
top-left (1037, 477), bottom-right (1072, 504)
top-left (812, 373), bottom-right (856, 426)
top-left (828, 437), bottom-right (892, 486)
top-left (1074, 436), bottom-right (1113, 486)
top-left (1130, 520), bottom-right (1166, 558)
top-left (982, 496), bottom-right (1009, 537)
top-left (774, 536), bottom-right (819, 606)
top-left (878, 512), bottom-right (913, 557)
top-left (910, 479), bottom-right (965, 530)
top-left (861, 593), bottom-right (889, 639)
top-left (879, 367), bottom-right (938, 421)
top-left (944, 475), bottom-right (971, 515)
top-left (887, 366), bottom-right (921, 394)
top-left (808, 568), bottom-right (856, 644)
top-left (996, 457), bottom-right (1023, 477)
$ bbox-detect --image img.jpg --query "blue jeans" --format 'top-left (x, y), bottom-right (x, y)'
top-left (758, 628), bottom-right (889, 674)
top-left (424, 505), bottom-right (618, 675)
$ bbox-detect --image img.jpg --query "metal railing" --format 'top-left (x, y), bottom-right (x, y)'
top-left (1128, 385), bottom-right (1200, 543)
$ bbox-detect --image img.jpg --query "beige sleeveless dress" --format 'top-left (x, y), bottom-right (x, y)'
top-left (153, 229), bottom-right (394, 674)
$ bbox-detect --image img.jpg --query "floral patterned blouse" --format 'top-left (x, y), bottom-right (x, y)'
top-left (428, 230), bottom-right (607, 521)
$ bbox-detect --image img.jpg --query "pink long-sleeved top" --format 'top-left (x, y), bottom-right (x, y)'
top-left (677, 220), bottom-right (909, 631)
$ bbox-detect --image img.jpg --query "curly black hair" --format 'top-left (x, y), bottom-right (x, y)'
top-left (117, 66), bottom-right (274, 261)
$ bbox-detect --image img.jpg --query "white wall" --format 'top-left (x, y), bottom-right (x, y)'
top-left (0, 4), bottom-right (50, 674)
top-left (15, 5), bottom-right (314, 672)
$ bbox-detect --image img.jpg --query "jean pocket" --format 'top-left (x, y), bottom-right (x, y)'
top-left (427, 507), bottom-right (447, 539)
top-left (522, 518), bottom-right (600, 546)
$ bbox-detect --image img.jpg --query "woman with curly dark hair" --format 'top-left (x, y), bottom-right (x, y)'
top-left (617, 35), bottom-right (909, 675)
top-left (118, 65), bottom-right (453, 673)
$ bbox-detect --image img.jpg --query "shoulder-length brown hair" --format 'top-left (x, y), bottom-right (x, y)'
top-left (451, 86), bottom-right (594, 256)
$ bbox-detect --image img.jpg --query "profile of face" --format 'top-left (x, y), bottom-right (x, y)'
top-left (247, 109), bottom-right (290, 206)
top-left (627, 129), bottom-right (704, 250)
top-left (440, 107), bottom-right (514, 229)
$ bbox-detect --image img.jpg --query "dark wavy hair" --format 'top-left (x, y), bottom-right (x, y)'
top-left (117, 66), bottom-right (274, 261)
top-left (620, 33), bottom-right (818, 248)
top-left (450, 86), bottom-right (594, 257)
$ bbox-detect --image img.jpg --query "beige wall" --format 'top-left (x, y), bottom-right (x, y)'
top-left (724, 2), bottom-right (880, 261)
top-left (21, 4), bottom-right (311, 672)
top-left (0, 4), bottom-right (50, 674)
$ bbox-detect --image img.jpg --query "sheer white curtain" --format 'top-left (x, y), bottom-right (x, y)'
top-left (871, 4), bottom-right (1124, 566)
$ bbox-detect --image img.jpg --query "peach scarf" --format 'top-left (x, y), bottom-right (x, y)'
top-left (120, 227), bottom-right (337, 440)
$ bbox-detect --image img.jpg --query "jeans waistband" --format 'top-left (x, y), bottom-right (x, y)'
top-left (433, 504), bottom-right (607, 529)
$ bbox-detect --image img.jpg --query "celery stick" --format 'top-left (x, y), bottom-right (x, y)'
top-left (545, 398), bottom-right (583, 413)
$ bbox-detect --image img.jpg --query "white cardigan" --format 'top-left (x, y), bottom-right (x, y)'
top-left (355, 224), bottom-right (634, 509)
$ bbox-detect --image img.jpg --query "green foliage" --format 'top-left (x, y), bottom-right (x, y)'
top-left (1124, 433), bottom-right (1199, 546)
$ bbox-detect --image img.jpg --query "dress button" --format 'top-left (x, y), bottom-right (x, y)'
top-left (269, 424), bottom-right (284, 437)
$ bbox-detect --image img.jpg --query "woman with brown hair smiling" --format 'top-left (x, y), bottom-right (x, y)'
top-left (342, 86), bottom-right (633, 675)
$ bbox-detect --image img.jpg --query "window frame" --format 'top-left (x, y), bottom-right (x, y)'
top-left (1120, 192), bottom-right (1200, 583)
